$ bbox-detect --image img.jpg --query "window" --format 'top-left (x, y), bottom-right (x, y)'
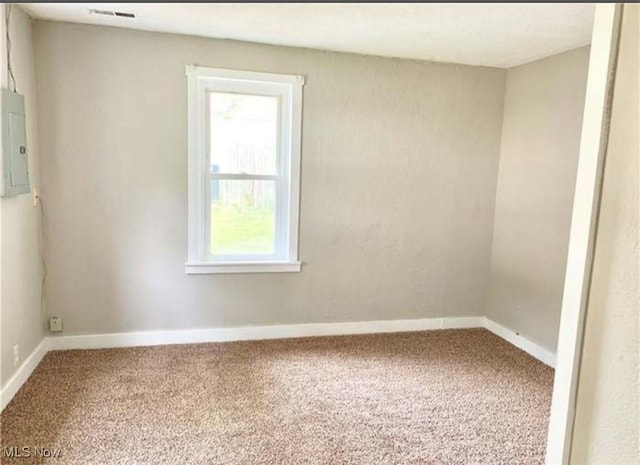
top-left (185, 66), bottom-right (304, 274)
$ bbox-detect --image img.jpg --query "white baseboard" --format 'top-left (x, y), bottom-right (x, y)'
top-left (48, 317), bottom-right (555, 368)
top-left (47, 316), bottom-right (485, 351)
top-left (0, 338), bottom-right (50, 411)
top-left (483, 317), bottom-right (556, 367)
top-left (1, 315), bottom-right (555, 413)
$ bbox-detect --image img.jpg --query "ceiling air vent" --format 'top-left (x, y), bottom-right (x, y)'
top-left (89, 9), bottom-right (135, 19)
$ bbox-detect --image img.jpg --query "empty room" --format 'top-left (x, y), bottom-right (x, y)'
top-left (0, 3), bottom-right (638, 465)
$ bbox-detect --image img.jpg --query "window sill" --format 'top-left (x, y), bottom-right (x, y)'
top-left (185, 261), bottom-right (302, 275)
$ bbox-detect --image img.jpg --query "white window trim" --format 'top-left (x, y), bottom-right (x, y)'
top-left (185, 65), bottom-right (304, 274)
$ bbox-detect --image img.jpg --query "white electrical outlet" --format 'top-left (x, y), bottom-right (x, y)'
top-left (13, 344), bottom-right (19, 367)
top-left (49, 316), bottom-right (63, 332)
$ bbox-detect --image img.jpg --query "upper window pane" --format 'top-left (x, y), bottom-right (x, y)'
top-left (209, 92), bottom-right (278, 175)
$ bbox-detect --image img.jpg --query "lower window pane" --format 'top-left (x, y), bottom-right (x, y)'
top-left (210, 179), bottom-right (276, 256)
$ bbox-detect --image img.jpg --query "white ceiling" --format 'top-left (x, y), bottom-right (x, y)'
top-left (22, 3), bottom-right (594, 68)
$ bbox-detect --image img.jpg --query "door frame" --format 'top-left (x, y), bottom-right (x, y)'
top-left (544, 4), bottom-right (623, 464)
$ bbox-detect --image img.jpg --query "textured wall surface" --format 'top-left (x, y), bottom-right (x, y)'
top-left (571, 5), bottom-right (639, 464)
top-left (485, 47), bottom-right (590, 353)
top-left (34, 21), bottom-right (506, 335)
top-left (0, 6), bottom-right (43, 387)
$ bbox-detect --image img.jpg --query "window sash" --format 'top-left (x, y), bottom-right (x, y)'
top-left (209, 173), bottom-right (278, 181)
top-left (205, 87), bottom-right (288, 262)
top-left (206, 90), bottom-right (283, 177)
top-left (205, 175), bottom-right (285, 262)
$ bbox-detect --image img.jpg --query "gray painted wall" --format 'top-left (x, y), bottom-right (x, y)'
top-left (1, 6), bottom-right (44, 387)
top-left (34, 21), bottom-right (506, 335)
top-left (485, 47), bottom-right (590, 353)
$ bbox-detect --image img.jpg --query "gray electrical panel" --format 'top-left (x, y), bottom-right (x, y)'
top-left (2, 88), bottom-right (29, 197)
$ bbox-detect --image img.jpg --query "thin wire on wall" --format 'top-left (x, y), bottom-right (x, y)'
top-left (5, 2), bottom-right (17, 92)
top-left (38, 194), bottom-right (49, 327)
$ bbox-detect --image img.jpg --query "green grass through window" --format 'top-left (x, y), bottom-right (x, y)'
top-left (210, 202), bottom-right (275, 255)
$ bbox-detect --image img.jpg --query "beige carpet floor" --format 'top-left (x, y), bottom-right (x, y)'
top-left (0, 329), bottom-right (553, 465)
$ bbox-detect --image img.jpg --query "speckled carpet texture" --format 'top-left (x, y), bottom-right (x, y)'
top-left (1, 329), bottom-right (553, 465)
